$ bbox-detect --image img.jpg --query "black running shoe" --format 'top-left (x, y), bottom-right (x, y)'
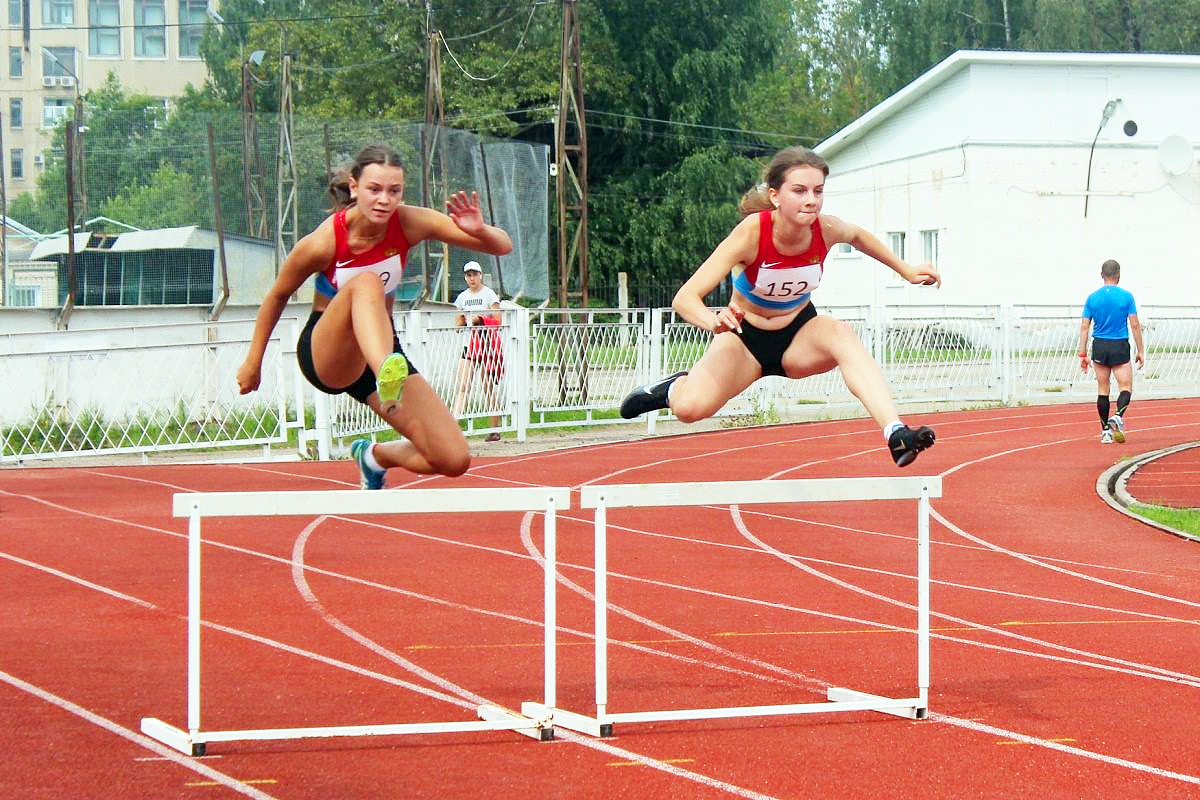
top-left (888, 425), bottom-right (936, 467)
top-left (619, 371), bottom-right (687, 419)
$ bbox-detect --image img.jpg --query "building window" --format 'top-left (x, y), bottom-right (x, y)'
top-left (42, 0), bottom-right (74, 25)
top-left (43, 97), bottom-right (72, 128)
top-left (9, 46), bottom-right (21, 78)
top-left (921, 229), bottom-right (939, 265)
top-left (10, 285), bottom-right (41, 307)
top-left (887, 232), bottom-right (907, 285)
top-left (178, 0), bottom-right (206, 57)
top-left (53, 250), bottom-right (214, 305)
top-left (10, 98), bottom-right (22, 128)
top-left (8, 0), bottom-right (20, 25)
top-left (89, 0), bottom-right (121, 56)
top-left (134, 0), bottom-right (166, 57)
top-left (10, 147), bottom-right (23, 178)
top-left (42, 46), bottom-right (76, 78)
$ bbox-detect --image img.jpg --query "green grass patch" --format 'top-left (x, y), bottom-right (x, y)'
top-left (1129, 503), bottom-right (1200, 536)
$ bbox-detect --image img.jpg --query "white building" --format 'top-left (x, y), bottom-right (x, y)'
top-left (814, 50), bottom-right (1200, 310)
top-left (1, 0), bottom-right (212, 184)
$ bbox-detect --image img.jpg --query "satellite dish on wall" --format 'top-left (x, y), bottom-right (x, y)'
top-left (1157, 135), bottom-right (1195, 176)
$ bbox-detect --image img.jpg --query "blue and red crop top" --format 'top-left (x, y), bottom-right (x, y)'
top-left (732, 210), bottom-right (828, 311)
top-left (313, 208), bottom-right (412, 298)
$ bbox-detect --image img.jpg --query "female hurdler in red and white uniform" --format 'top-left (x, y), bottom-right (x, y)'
top-left (620, 146), bottom-right (940, 466)
top-left (238, 142), bottom-right (512, 487)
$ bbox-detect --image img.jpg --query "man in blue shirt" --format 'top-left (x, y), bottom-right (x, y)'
top-left (1078, 259), bottom-right (1144, 443)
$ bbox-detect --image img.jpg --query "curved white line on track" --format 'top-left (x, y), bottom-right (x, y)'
top-left (933, 714), bottom-right (1199, 785)
top-left (290, 515), bottom-right (491, 705)
top-left (290, 512), bottom-right (786, 800)
top-left (932, 507), bottom-right (1200, 612)
top-left (517, 521), bottom-right (830, 693)
top-left (0, 669), bottom-right (281, 800)
top-left (0, 551), bottom-right (157, 608)
top-left (728, 506), bottom-right (1200, 686)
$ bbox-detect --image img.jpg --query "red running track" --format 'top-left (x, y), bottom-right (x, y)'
top-left (2, 398), bottom-right (1199, 799)
top-left (1124, 443), bottom-right (1200, 510)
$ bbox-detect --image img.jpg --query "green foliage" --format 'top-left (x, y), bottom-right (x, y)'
top-left (100, 163), bottom-right (210, 229)
top-left (590, 146), bottom-right (761, 285)
top-left (1129, 503), bottom-right (1200, 536)
top-left (12, 0), bottom-right (1200, 298)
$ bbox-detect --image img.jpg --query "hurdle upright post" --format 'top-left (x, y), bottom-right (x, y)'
top-left (143, 486), bottom-right (570, 755)
top-left (545, 476), bottom-right (941, 737)
top-left (917, 482), bottom-right (931, 712)
top-left (186, 497), bottom-right (202, 744)
top-left (594, 492), bottom-right (608, 725)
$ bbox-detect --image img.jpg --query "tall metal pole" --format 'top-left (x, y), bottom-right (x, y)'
top-left (275, 47), bottom-right (298, 271)
top-left (556, 0), bottom-right (588, 308)
top-left (423, 27), bottom-right (450, 303)
top-left (241, 54), bottom-right (268, 239)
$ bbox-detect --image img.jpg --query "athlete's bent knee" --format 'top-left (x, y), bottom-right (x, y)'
top-left (433, 448), bottom-right (471, 478)
top-left (670, 396), bottom-right (715, 424)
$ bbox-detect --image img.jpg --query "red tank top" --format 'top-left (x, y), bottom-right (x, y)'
top-left (314, 208), bottom-right (412, 297)
top-left (732, 211), bottom-right (828, 310)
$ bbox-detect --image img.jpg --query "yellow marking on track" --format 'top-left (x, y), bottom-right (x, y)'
top-left (997, 738), bottom-right (1076, 746)
top-left (711, 626), bottom-right (975, 638)
top-left (403, 618), bottom-right (1196, 653)
top-left (607, 757), bottom-right (695, 767)
top-left (997, 619), bottom-right (1190, 627)
top-left (184, 778), bottom-right (278, 787)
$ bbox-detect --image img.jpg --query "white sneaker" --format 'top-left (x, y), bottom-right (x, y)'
top-left (1100, 429), bottom-right (1114, 444)
top-left (1107, 416), bottom-right (1125, 443)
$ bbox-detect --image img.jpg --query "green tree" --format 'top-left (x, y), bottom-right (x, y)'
top-left (99, 163), bottom-right (209, 228)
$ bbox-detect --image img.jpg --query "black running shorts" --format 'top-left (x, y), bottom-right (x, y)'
top-left (296, 310), bottom-right (417, 404)
top-left (1090, 337), bottom-right (1130, 368)
top-left (735, 302), bottom-right (819, 377)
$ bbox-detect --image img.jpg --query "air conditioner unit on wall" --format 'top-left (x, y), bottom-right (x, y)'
top-left (33, 154), bottom-right (44, 167)
top-left (42, 76), bottom-right (56, 87)
top-left (57, 76), bottom-right (74, 87)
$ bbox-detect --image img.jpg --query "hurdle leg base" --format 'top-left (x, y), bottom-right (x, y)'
top-left (140, 718), bottom-right (206, 756)
top-left (522, 703), bottom-right (612, 738)
top-left (826, 688), bottom-right (926, 720)
top-left (477, 705), bottom-right (552, 741)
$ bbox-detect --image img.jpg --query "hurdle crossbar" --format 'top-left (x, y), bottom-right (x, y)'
top-left (523, 476), bottom-right (939, 738)
top-left (141, 486), bottom-right (570, 755)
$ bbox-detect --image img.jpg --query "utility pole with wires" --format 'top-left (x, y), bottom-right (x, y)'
top-left (555, 0), bottom-right (588, 309)
top-left (423, 25), bottom-right (451, 303)
top-left (275, 46), bottom-right (298, 272)
top-left (553, 0), bottom-right (591, 403)
top-left (241, 49), bottom-right (269, 239)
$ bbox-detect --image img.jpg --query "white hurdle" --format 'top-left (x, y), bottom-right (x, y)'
top-left (141, 486), bottom-right (570, 756)
top-left (523, 476), bottom-right (940, 737)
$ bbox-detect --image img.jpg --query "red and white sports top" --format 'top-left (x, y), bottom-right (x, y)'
top-left (314, 208), bottom-right (412, 298)
top-left (732, 210), bottom-right (828, 311)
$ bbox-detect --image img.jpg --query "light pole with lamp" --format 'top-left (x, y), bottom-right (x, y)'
top-left (1084, 98), bottom-right (1120, 218)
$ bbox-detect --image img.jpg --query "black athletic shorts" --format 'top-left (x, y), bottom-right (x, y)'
top-left (1091, 337), bottom-right (1130, 368)
top-left (735, 302), bottom-right (819, 377)
top-left (296, 310), bottom-right (417, 404)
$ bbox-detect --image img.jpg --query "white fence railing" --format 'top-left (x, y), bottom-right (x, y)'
top-left (3, 305), bottom-right (1195, 463)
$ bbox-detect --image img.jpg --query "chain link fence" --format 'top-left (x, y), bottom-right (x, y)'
top-left (4, 110), bottom-right (549, 309)
top-left (4, 304), bottom-right (1195, 463)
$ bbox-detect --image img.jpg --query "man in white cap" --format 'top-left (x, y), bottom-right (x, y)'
top-left (452, 261), bottom-right (504, 441)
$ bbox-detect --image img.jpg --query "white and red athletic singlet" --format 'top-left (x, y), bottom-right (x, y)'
top-left (313, 208), bottom-right (412, 297)
top-left (732, 210), bottom-right (828, 311)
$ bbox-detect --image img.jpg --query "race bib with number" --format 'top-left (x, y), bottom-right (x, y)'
top-left (332, 254), bottom-right (404, 295)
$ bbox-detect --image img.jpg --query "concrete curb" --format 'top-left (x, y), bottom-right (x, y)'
top-left (1097, 441), bottom-right (1200, 543)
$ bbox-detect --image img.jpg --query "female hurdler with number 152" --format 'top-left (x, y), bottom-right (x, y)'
top-left (619, 146), bottom-right (940, 466)
top-left (236, 143), bottom-right (513, 488)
